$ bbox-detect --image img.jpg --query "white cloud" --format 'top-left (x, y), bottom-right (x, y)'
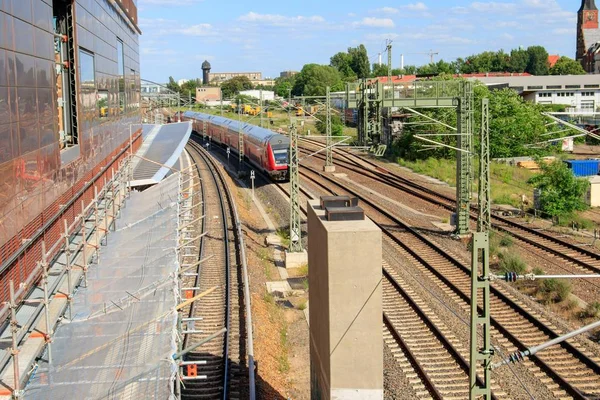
top-left (175, 23), bottom-right (214, 36)
top-left (470, 2), bottom-right (517, 13)
top-left (238, 12), bottom-right (325, 27)
top-left (364, 33), bottom-right (400, 42)
top-left (372, 3), bottom-right (428, 14)
top-left (355, 17), bottom-right (395, 28)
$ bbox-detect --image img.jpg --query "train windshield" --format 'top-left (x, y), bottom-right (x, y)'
top-left (273, 150), bottom-right (288, 165)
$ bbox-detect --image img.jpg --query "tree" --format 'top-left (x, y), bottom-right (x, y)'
top-left (330, 51), bottom-right (356, 81)
top-left (274, 76), bottom-right (296, 98)
top-left (180, 79), bottom-right (199, 99)
top-left (292, 64), bottom-right (343, 96)
top-left (348, 45), bottom-right (370, 79)
top-left (509, 48), bottom-right (529, 73)
top-left (166, 76), bottom-right (180, 93)
top-left (487, 88), bottom-right (550, 158)
top-left (526, 45), bottom-right (549, 75)
top-left (315, 112), bottom-right (344, 136)
top-left (528, 159), bottom-right (589, 217)
top-left (550, 56), bottom-right (586, 75)
top-left (220, 76), bottom-right (253, 99)
top-left (371, 63), bottom-right (389, 78)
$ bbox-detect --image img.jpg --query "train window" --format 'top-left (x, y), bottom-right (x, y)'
top-left (273, 150), bottom-right (288, 165)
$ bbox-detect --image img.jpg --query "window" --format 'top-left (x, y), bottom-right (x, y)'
top-left (98, 90), bottom-right (108, 118)
top-left (581, 100), bottom-right (595, 109)
top-left (117, 39), bottom-right (125, 113)
top-left (528, 86), bottom-right (543, 90)
top-left (584, 84), bottom-right (600, 89)
top-left (565, 85), bottom-right (581, 89)
top-left (546, 85), bottom-right (561, 89)
top-left (79, 49), bottom-right (95, 89)
top-left (582, 92), bottom-right (595, 96)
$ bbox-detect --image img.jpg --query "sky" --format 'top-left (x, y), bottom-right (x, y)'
top-left (138, 0), bottom-right (581, 83)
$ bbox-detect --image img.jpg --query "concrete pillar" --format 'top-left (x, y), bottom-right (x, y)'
top-left (307, 198), bottom-right (383, 400)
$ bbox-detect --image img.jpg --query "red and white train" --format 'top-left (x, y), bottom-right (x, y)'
top-left (182, 111), bottom-right (289, 180)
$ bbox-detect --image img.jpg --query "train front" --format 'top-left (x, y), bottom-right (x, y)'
top-left (268, 135), bottom-right (290, 181)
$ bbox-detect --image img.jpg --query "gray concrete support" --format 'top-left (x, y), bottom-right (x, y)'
top-left (307, 199), bottom-right (383, 400)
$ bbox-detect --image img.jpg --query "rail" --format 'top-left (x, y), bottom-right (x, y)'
top-left (187, 137), bottom-right (255, 399)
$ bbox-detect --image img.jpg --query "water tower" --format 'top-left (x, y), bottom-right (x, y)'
top-left (202, 60), bottom-right (211, 85)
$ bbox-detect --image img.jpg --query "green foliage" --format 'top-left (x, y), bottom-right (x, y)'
top-left (315, 112), bottom-right (344, 136)
top-left (550, 56), bottom-right (586, 75)
top-left (509, 48), bottom-right (529, 72)
top-left (292, 64), bottom-right (343, 96)
top-left (499, 235), bottom-right (513, 247)
top-left (180, 79), bottom-right (199, 98)
top-left (221, 76), bottom-right (253, 99)
top-left (498, 252), bottom-right (527, 274)
top-left (348, 45), bottom-right (370, 79)
top-left (539, 279), bottom-right (572, 303)
top-left (274, 76), bottom-right (296, 98)
top-left (371, 63), bottom-right (389, 78)
top-left (526, 45), bottom-right (549, 75)
top-left (487, 88), bottom-right (552, 158)
top-left (166, 76), bottom-right (180, 93)
top-left (330, 45), bottom-right (370, 80)
top-left (528, 159), bottom-right (589, 217)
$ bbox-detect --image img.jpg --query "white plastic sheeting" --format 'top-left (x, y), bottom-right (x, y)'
top-left (25, 173), bottom-right (182, 399)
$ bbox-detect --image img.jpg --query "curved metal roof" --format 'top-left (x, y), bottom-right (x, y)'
top-left (184, 111), bottom-right (286, 143)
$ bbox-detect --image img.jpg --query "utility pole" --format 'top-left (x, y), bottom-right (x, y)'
top-left (469, 97), bottom-right (492, 400)
top-left (260, 90), bottom-right (263, 128)
top-left (387, 40), bottom-right (392, 84)
top-left (289, 123), bottom-right (302, 252)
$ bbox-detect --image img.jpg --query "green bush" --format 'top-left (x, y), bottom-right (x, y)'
top-left (540, 278), bottom-right (572, 302)
top-left (498, 252), bottom-right (527, 274)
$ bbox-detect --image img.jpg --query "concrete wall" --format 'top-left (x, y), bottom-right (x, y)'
top-left (307, 200), bottom-right (383, 400)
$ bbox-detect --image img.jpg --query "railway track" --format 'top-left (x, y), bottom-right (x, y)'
top-left (298, 163), bottom-right (600, 399)
top-left (299, 138), bottom-right (600, 278)
top-left (180, 139), bottom-right (246, 399)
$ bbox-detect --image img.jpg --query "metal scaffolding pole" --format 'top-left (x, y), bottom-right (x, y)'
top-left (289, 124), bottom-right (303, 252)
top-left (469, 97), bottom-right (492, 400)
top-left (325, 86), bottom-right (333, 169)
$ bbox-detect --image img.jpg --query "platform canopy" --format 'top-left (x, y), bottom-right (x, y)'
top-left (131, 122), bottom-right (192, 187)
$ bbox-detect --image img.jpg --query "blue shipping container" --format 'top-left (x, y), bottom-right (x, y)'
top-left (564, 160), bottom-right (600, 177)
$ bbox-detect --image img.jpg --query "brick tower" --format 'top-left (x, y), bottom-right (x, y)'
top-left (576, 0), bottom-right (599, 67)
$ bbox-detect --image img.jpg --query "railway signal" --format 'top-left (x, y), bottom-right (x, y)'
top-left (250, 170), bottom-right (255, 200)
top-left (227, 147), bottom-right (230, 168)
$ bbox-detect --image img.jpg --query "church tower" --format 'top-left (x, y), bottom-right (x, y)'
top-left (577, 0), bottom-right (599, 64)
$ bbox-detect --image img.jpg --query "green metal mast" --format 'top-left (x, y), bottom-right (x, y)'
top-left (289, 123), bottom-right (302, 252)
top-left (326, 86), bottom-right (333, 168)
top-left (456, 81), bottom-right (474, 236)
top-left (469, 97), bottom-right (492, 400)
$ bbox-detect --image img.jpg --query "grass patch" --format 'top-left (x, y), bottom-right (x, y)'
top-left (498, 252), bottom-right (527, 274)
top-left (297, 263), bottom-right (308, 277)
top-left (554, 213), bottom-right (595, 230)
top-left (397, 158), bottom-right (536, 208)
top-left (581, 301), bottom-right (600, 319)
top-left (539, 278), bottom-right (572, 303)
top-left (499, 235), bottom-right (513, 247)
top-left (276, 228), bottom-right (291, 248)
top-left (263, 291), bottom-right (275, 305)
top-left (277, 323), bottom-right (290, 373)
top-left (302, 278), bottom-right (309, 291)
top-left (297, 299), bottom-right (307, 311)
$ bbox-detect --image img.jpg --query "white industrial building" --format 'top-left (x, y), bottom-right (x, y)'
top-left (239, 90), bottom-right (275, 101)
top-left (467, 75), bottom-right (600, 111)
